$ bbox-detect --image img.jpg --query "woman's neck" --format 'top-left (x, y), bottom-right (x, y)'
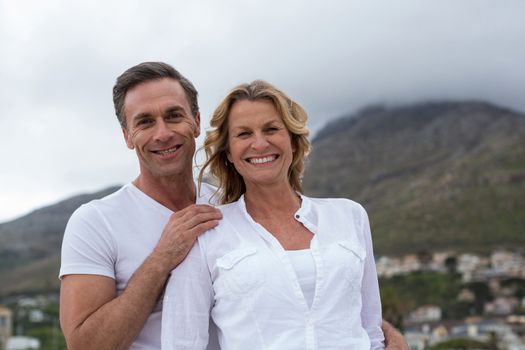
top-left (244, 183), bottom-right (301, 219)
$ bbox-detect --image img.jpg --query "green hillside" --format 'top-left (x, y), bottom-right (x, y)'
top-left (303, 101), bottom-right (525, 255)
top-left (0, 186), bottom-right (119, 296)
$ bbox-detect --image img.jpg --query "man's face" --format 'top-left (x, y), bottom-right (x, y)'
top-left (122, 78), bottom-right (200, 179)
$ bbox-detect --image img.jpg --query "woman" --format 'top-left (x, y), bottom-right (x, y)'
top-left (162, 80), bottom-right (384, 349)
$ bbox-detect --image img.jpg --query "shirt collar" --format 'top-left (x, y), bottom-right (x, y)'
top-left (236, 193), bottom-right (317, 234)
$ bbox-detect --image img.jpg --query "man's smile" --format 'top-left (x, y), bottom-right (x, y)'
top-left (152, 145), bottom-right (181, 154)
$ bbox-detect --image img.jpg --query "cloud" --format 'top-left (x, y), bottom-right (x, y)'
top-left (0, 0), bottom-right (524, 221)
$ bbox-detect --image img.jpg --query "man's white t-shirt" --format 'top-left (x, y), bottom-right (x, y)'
top-left (59, 182), bottom-right (218, 350)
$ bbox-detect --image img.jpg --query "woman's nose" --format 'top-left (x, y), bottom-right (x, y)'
top-left (251, 132), bottom-right (270, 150)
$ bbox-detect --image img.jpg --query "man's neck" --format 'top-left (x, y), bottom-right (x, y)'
top-left (132, 172), bottom-right (196, 212)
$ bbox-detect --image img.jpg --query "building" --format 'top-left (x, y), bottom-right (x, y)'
top-left (0, 306), bottom-right (12, 350)
top-left (491, 251), bottom-right (524, 277)
top-left (6, 336), bottom-right (40, 350)
top-left (484, 297), bottom-right (519, 316)
top-left (408, 305), bottom-right (442, 323)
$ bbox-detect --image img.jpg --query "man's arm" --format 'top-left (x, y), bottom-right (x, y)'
top-left (382, 320), bottom-right (409, 350)
top-left (60, 204), bottom-right (222, 350)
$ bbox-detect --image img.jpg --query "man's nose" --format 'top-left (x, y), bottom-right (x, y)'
top-left (153, 120), bottom-right (173, 142)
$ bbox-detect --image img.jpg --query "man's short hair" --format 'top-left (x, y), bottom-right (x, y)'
top-left (113, 62), bottom-right (199, 128)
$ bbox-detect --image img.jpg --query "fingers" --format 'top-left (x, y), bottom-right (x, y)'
top-left (166, 206), bottom-right (221, 241)
top-left (173, 204), bottom-right (221, 218)
top-left (154, 205), bottom-right (222, 270)
top-left (170, 205), bottom-right (222, 235)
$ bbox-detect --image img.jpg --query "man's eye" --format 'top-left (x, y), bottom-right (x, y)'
top-left (137, 119), bottom-right (153, 127)
top-left (166, 113), bottom-right (184, 122)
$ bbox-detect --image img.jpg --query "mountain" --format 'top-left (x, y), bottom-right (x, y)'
top-left (303, 101), bottom-right (525, 256)
top-left (1, 100), bottom-right (524, 296)
top-left (0, 186), bottom-right (119, 296)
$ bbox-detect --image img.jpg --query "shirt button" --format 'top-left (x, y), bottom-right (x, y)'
top-left (295, 214), bottom-right (300, 219)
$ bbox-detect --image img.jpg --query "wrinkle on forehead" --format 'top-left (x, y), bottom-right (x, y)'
top-left (124, 78), bottom-right (193, 124)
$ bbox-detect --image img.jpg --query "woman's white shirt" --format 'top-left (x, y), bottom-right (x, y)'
top-left (161, 195), bottom-right (384, 350)
top-left (286, 249), bottom-right (316, 308)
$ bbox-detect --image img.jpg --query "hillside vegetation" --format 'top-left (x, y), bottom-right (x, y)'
top-left (0, 187), bottom-right (119, 296)
top-left (303, 101), bottom-right (525, 255)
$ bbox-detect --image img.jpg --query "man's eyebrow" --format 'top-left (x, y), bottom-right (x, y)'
top-left (164, 106), bottom-right (186, 116)
top-left (132, 112), bottom-right (152, 122)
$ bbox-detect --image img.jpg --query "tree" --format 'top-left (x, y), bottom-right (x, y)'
top-left (417, 249), bottom-right (432, 270)
top-left (380, 286), bottom-right (405, 330)
top-left (444, 255), bottom-right (458, 275)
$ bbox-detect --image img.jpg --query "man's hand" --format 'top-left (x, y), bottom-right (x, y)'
top-left (154, 204), bottom-right (222, 272)
top-left (382, 320), bottom-right (409, 350)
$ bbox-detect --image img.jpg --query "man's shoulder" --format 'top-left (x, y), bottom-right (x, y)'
top-left (69, 184), bottom-right (134, 220)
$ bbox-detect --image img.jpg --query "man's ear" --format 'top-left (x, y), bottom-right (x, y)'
top-left (193, 112), bottom-right (201, 138)
top-left (122, 127), bottom-right (134, 150)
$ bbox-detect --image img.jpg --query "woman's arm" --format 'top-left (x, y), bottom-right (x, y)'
top-left (161, 240), bottom-right (214, 350)
top-left (359, 206), bottom-right (386, 350)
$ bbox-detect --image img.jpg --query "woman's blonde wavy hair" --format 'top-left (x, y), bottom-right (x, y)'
top-left (198, 80), bottom-right (311, 204)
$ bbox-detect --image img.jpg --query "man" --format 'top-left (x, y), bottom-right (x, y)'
top-left (60, 62), bottom-right (408, 349)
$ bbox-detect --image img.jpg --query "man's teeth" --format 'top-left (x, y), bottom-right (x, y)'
top-left (249, 155), bottom-right (276, 164)
top-left (156, 147), bottom-right (179, 155)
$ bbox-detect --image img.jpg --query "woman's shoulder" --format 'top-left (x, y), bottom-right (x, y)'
top-left (306, 195), bottom-right (366, 214)
top-left (200, 201), bottom-right (243, 237)
top-left (197, 200), bottom-right (249, 255)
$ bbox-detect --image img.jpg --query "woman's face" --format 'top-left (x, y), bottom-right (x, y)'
top-left (226, 99), bottom-right (294, 190)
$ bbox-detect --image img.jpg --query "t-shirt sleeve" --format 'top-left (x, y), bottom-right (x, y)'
top-left (59, 204), bottom-right (116, 279)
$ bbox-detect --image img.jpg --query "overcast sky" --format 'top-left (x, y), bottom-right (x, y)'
top-left (0, 0), bottom-right (524, 222)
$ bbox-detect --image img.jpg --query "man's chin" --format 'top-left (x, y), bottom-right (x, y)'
top-left (151, 165), bottom-right (189, 178)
